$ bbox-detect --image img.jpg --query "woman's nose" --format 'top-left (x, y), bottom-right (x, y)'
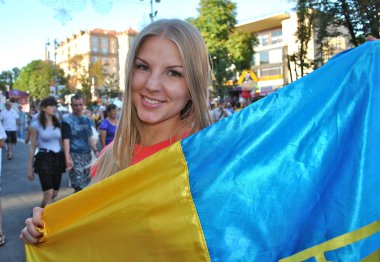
top-left (144, 72), bottom-right (162, 92)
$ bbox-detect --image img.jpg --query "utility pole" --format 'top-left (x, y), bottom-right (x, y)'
top-left (141, 0), bottom-right (161, 23)
top-left (45, 39), bottom-right (59, 96)
top-left (53, 39), bottom-right (58, 96)
top-left (45, 40), bottom-right (50, 61)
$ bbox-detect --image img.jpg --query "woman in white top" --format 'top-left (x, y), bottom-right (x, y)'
top-left (27, 97), bottom-right (66, 208)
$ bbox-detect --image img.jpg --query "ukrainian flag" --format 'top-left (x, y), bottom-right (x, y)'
top-left (26, 41), bottom-right (380, 261)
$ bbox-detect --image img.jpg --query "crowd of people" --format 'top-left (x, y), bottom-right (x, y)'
top-left (0, 94), bottom-right (121, 246)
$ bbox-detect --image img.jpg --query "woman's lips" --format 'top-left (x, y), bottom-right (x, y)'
top-left (142, 95), bottom-right (164, 107)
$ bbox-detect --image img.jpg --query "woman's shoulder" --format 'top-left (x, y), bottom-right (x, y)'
top-left (30, 120), bottom-right (40, 129)
top-left (99, 118), bottom-right (111, 129)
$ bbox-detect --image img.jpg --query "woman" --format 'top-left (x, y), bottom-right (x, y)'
top-left (98, 104), bottom-right (118, 149)
top-left (21, 18), bottom-right (212, 243)
top-left (27, 96), bottom-right (66, 208)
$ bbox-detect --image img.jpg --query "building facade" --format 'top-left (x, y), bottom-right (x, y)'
top-left (55, 28), bottom-right (137, 93)
top-left (236, 12), bottom-right (351, 96)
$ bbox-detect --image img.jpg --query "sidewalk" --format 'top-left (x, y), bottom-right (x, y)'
top-left (0, 142), bottom-right (72, 261)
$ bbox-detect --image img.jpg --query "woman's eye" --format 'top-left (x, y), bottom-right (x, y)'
top-left (136, 64), bottom-right (149, 71)
top-left (167, 70), bottom-right (183, 77)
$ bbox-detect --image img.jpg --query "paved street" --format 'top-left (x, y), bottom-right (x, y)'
top-left (0, 142), bottom-right (73, 261)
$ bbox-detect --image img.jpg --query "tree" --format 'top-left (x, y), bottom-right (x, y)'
top-left (190, 0), bottom-right (255, 98)
top-left (0, 68), bottom-right (20, 92)
top-left (330, 0), bottom-right (379, 46)
top-left (291, 0), bottom-right (379, 72)
top-left (288, 0), bottom-right (317, 79)
top-left (13, 60), bottom-right (65, 100)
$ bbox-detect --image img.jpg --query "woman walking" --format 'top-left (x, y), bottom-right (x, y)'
top-left (27, 97), bottom-right (66, 208)
top-left (98, 104), bottom-right (118, 149)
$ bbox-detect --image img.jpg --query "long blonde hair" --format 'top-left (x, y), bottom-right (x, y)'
top-left (92, 19), bottom-right (212, 183)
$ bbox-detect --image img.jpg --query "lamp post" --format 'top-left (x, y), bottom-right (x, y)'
top-left (141, 0), bottom-right (161, 23)
top-left (45, 39), bottom-right (59, 96)
top-left (45, 40), bottom-right (50, 61)
top-left (53, 39), bottom-right (58, 96)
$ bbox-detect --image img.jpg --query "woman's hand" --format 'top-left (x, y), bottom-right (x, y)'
top-left (65, 156), bottom-right (73, 172)
top-left (27, 168), bottom-right (35, 181)
top-left (20, 207), bottom-right (44, 244)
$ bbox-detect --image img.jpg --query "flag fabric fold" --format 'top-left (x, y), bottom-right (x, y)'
top-left (26, 41), bottom-right (380, 261)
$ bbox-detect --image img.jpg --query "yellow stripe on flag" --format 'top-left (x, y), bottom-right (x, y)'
top-left (26, 142), bottom-right (210, 262)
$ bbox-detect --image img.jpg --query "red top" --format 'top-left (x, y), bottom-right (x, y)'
top-left (131, 139), bottom-right (172, 165)
top-left (91, 133), bottom-right (189, 177)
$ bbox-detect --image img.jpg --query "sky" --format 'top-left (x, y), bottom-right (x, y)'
top-left (0, 0), bottom-right (295, 72)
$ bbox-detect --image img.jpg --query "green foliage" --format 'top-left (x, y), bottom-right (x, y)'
top-left (226, 30), bottom-right (257, 72)
top-left (14, 60), bottom-right (54, 99)
top-left (325, 0), bottom-right (380, 46)
top-left (13, 60), bottom-right (66, 100)
top-left (0, 68), bottom-right (20, 92)
top-left (291, 0), bottom-right (379, 77)
top-left (290, 0), bottom-right (317, 78)
top-left (89, 61), bottom-right (105, 87)
top-left (191, 0), bottom-right (255, 98)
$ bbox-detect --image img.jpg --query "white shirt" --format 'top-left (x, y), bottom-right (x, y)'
top-left (0, 122), bottom-right (7, 176)
top-left (0, 108), bottom-right (19, 131)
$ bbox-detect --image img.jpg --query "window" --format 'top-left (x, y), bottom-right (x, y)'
top-left (92, 36), bottom-right (99, 52)
top-left (101, 37), bottom-right (108, 55)
top-left (260, 66), bottom-right (282, 77)
top-left (269, 48), bottom-right (283, 63)
top-left (271, 29), bottom-right (282, 44)
top-left (260, 51), bottom-right (269, 65)
top-left (258, 33), bottom-right (269, 46)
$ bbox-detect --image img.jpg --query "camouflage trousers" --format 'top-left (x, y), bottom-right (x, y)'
top-left (69, 152), bottom-right (92, 192)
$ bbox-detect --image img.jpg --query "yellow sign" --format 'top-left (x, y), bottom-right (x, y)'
top-left (238, 70), bottom-right (258, 84)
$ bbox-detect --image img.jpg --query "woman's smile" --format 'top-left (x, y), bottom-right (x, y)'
top-left (141, 95), bottom-right (164, 107)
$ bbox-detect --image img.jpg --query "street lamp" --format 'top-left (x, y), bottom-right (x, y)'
top-left (45, 39), bottom-right (59, 96)
top-left (53, 39), bottom-right (58, 96)
top-left (141, 0), bottom-right (161, 23)
top-left (45, 40), bottom-right (50, 61)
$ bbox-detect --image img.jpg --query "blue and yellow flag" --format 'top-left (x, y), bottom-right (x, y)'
top-left (26, 41), bottom-right (380, 261)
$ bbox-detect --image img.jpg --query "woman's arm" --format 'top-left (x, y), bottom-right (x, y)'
top-left (99, 129), bottom-right (107, 149)
top-left (27, 128), bottom-right (38, 181)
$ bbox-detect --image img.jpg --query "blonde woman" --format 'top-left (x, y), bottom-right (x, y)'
top-left (21, 18), bottom-right (212, 243)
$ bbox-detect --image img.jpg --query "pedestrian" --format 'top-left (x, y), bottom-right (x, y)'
top-left (98, 103), bottom-right (118, 149)
top-left (0, 101), bottom-right (20, 160)
top-left (25, 106), bottom-right (39, 144)
top-left (20, 18), bottom-right (212, 243)
top-left (0, 122), bottom-right (7, 246)
top-left (62, 94), bottom-right (99, 192)
top-left (27, 97), bottom-right (66, 208)
top-left (211, 99), bottom-right (231, 122)
top-left (17, 105), bottom-right (27, 142)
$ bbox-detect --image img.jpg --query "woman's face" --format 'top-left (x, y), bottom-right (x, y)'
top-left (43, 105), bottom-right (56, 116)
top-left (108, 108), bottom-right (118, 119)
top-left (132, 36), bottom-right (190, 129)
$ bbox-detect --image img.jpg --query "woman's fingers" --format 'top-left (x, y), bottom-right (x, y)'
top-left (19, 207), bottom-right (45, 244)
